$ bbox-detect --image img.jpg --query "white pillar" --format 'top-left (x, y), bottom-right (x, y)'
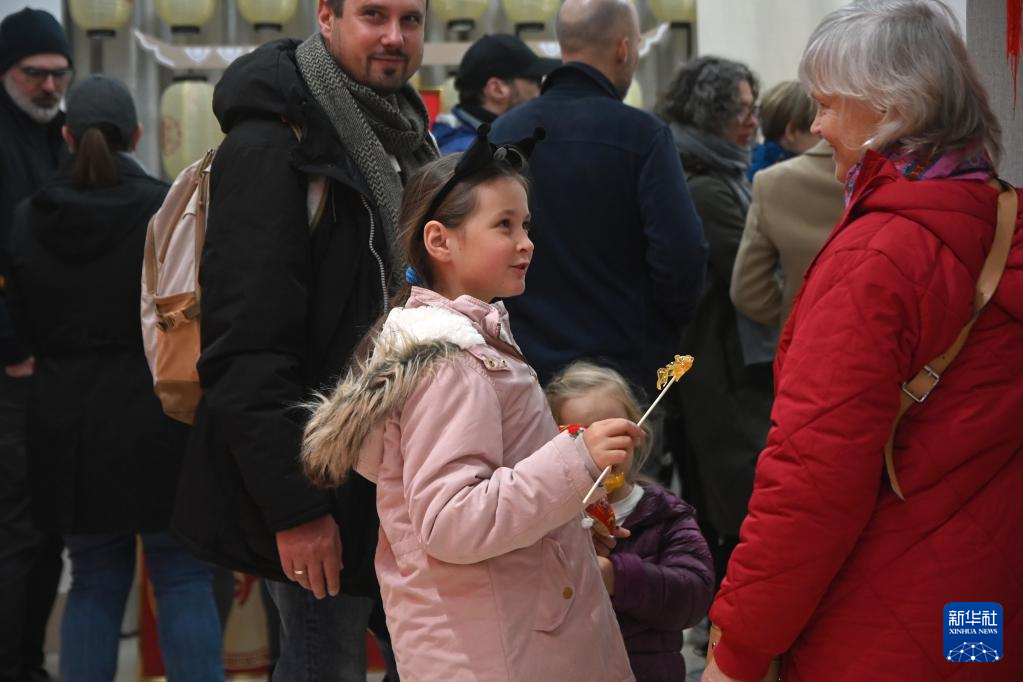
top-left (967, 0), bottom-right (1023, 185)
top-left (694, 0), bottom-right (849, 90)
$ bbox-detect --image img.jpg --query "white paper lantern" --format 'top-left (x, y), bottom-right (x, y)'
top-left (160, 79), bottom-right (224, 178)
top-left (68, 0), bottom-right (133, 37)
top-left (501, 0), bottom-right (558, 34)
top-left (648, 0), bottom-right (696, 25)
top-left (237, 0), bottom-right (299, 30)
top-left (431, 0), bottom-right (490, 33)
top-left (155, 0), bottom-right (217, 34)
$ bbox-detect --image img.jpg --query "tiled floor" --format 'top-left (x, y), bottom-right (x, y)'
top-left (684, 622), bottom-right (709, 681)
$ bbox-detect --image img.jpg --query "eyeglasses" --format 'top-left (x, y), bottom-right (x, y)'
top-left (420, 123), bottom-right (544, 229)
top-left (735, 103), bottom-right (760, 122)
top-left (18, 65), bottom-right (74, 86)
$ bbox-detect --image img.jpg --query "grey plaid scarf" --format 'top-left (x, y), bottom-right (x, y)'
top-left (296, 34), bottom-right (437, 257)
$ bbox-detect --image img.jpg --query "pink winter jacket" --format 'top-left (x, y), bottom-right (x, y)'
top-left (355, 288), bottom-right (633, 682)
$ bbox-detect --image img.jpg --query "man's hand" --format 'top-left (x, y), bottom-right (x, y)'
top-left (596, 556), bottom-right (615, 595)
top-left (275, 513), bottom-right (342, 599)
top-left (5, 356), bottom-right (33, 378)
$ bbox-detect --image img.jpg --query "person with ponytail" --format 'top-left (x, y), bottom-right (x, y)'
top-left (7, 75), bottom-right (224, 682)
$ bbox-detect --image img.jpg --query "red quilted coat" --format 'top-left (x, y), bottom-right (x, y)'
top-left (710, 151), bottom-right (1023, 681)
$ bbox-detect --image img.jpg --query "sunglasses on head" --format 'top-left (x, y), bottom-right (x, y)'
top-left (420, 123), bottom-right (545, 230)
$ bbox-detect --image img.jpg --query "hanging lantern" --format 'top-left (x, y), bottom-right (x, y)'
top-left (648, 0), bottom-right (696, 27)
top-left (155, 0), bottom-right (216, 35)
top-left (68, 0), bottom-right (134, 38)
top-left (160, 78), bottom-right (224, 178)
top-left (624, 79), bottom-right (643, 110)
top-left (431, 0), bottom-right (490, 33)
top-left (501, 0), bottom-right (558, 35)
top-left (237, 0), bottom-right (299, 31)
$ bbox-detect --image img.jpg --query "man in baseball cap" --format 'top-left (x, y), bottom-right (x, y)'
top-left (433, 33), bottom-right (558, 154)
top-left (0, 7), bottom-right (72, 682)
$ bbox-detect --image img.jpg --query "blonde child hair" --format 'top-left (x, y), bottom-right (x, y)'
top-left (545, 361), bottom-right (654, 478)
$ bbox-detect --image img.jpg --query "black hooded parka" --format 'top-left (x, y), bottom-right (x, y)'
top-left (171, 39), bottom-right (394, 590)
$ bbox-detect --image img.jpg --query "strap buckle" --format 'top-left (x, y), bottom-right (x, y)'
top-left (901, 364), bottom-right (941, 404)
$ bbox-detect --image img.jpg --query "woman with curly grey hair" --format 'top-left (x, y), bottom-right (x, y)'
top-left (703, 2), bottom-right (1022, 681)
top-left (658, 56), bottom-right (775, 601)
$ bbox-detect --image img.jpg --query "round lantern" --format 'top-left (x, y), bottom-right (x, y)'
top-left (155, 0), bottom-right (216, 34)
top-left (431, 0), bottom-right (490, 33)
top-left (648, 0), bottom-right (696, 26)
top-left (160, 78), bottom-right (224, 178)
top-left (68, 0), bottom-right (133, 38)
top-left (501, 0), bottom-right (558, 35)
top-left (624, 79), bottom-right (643, 110)
top-left (237, 0), bottom-right (299, 31)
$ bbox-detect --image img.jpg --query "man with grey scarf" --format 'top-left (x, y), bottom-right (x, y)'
top-left (170, 1), bottom-right (436, 679)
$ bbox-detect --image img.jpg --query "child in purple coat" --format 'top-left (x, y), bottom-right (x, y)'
top-left (547, 362), bottom-right (715, 682)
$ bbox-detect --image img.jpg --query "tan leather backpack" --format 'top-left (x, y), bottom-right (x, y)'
top-left (141, 142), bottom-right (327, 424)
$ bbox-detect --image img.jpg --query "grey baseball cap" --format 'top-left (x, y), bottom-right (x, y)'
top-left (65, 74), bottom-right (137, 143)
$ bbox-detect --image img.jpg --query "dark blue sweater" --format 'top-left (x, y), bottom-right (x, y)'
top-left (490, 63), bottom-right (707, 395)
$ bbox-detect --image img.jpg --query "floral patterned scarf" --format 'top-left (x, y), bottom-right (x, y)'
top-left (845, 143), bottom-right (995, 203)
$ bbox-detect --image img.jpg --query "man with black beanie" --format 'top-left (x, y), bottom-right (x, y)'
top-left (0, 7), bottom-right (72, 681)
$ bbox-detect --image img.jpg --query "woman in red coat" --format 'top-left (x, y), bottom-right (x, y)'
top-left (703, 1), bottom-right (1023, 680)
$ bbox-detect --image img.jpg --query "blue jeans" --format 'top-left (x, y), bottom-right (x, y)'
top-left (265, 580), bottom-right (399, 682)
top-left (60, 532), bottom-right (223, 682)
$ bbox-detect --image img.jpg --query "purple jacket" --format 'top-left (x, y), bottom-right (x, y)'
top-left (610, 484), bottom-right (714, 682)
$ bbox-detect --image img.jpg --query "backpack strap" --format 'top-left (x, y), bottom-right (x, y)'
top-left (143, 147), bottom-right (215, 307)
top-left (884, 179), bottom-right (1018, 499)
top-left (288, 121), bottom-right (329, 232)
top-left (307, 176), bottom-right (328, 230)
top-left (193, 148), bottom-right (216, 302)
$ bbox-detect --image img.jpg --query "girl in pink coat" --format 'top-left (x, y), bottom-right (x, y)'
top-left (301, 127), bottom-right (638, 682)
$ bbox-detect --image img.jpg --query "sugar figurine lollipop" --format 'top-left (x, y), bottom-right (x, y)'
top-left (581, 355), bottom-right (694, 535)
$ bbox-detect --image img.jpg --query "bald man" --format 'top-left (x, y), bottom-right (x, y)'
top-left (490, 0), bottom-right (706, 400)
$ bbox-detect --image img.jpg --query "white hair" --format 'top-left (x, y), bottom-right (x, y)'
top-left (799, 0), bottom-right (1001, 165)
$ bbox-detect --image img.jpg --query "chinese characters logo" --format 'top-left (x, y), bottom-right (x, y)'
top-left (944, 602), bottom-right (1002, 663)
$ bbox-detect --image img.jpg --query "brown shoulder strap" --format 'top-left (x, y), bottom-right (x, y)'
top-left (884, 179), bottom-right (1018, 499)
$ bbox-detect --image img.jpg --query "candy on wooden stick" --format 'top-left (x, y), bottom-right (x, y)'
top-left (581, 355), bottom-right (695, 522)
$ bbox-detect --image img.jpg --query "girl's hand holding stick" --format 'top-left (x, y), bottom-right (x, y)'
top-left (582, 355), bottom-right (694, 507)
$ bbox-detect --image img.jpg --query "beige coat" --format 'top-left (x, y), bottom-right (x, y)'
top-left (730, 140), bottom-right (845, 328)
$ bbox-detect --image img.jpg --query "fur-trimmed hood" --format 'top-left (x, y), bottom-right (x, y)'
top-left (303, 288), bottom-right (518, 487)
